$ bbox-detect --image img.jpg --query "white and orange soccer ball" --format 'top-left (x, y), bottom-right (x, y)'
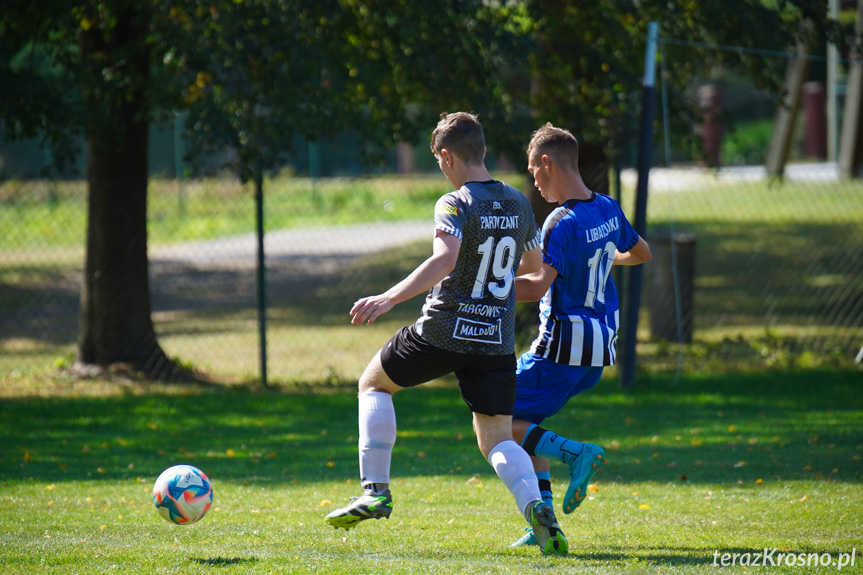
top-left (152, 464), bottom-right (213, 525)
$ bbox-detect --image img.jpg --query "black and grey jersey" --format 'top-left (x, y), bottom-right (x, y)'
top-left (415, 180), bottom-right (540, 355)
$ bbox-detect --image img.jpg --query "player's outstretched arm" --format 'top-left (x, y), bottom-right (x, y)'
top-left (613, 237), bottom-right (652, 266)
top-left (514, 262), bottom-right (558, 302)
top-left (350, 230), bottom-right (460, 325)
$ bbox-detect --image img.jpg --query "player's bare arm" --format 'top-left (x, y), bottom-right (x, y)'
top-left (613, 237), bottom-right (652, 266)
top-left (517, 246), bottom-right (542, 276)
top-left (514, 261), bottom-right (558, 302)
top-left (350, 230), bottom-right (460, 325)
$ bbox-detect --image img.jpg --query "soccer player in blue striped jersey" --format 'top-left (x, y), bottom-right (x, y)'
top-left (326, 112), bottom-right (567, 556)
top-left (510, 123), bottom-right (652, 547)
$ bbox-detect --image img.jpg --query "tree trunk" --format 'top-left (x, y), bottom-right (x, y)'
top-left (75, 5), bottom-right (184, 380)
top-left (766, 17), bottom-right (816, 178)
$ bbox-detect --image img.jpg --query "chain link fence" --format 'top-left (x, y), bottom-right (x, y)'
top-left (3, 162), bottom-right (860, 385)
top-left (629, 36), bottom-right (863, 373)
top-left (0, 173), bottom-right (448, 384)
top-left (3, 43), bottom-right (863, 384)
top-left (625, 163), bottom-right (863, 372)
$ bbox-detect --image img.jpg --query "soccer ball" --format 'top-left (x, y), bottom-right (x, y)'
top-left (152, 464), bottom-right (213, 525)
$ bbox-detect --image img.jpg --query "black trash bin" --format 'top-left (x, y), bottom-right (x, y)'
top-left (648, 232), bottom-right (696, 343)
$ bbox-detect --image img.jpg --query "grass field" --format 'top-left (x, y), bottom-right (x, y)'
top-left (1, 171), bottom-right (862, 572)
top-left (2, 171), bottom-right (861, 384)
top-left (0, 174), bottom-right (451, 250)
top-left (1, 368), bottom-right (861, 573)
top-left (152, 172), bottom-right (863, 379)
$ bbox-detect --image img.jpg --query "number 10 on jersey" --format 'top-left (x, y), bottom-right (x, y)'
top-left (585, 241), bottom-right (616, 308)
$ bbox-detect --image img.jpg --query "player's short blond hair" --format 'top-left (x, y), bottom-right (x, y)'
top-left (527, 122), bottom-right (579, 169)
top-left (430, 112), bottom-right (485, 165)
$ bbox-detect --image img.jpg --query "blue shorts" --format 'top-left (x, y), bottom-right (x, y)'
top-left (512, 352), bottom-right (603, 424)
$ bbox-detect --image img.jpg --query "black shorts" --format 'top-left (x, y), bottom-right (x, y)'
top-left (379, 325), bottom-right (517, 416)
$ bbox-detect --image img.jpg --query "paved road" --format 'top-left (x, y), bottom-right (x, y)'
top-left (621, 161), bottom-right (839, 192)
top-left (152, 161), bottom-right (841, 267)
top-left (151, 220), bottom-right (433, 268)
top-left (148, 220), bottom-right (435, 312)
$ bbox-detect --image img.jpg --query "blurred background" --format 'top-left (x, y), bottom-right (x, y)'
top-left (1, 1), bottom-right (861, 386)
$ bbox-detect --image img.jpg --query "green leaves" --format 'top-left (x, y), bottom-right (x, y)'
top-left (1, 0), bottom-right (814, 175)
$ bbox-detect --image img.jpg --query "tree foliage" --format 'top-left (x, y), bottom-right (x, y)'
top-left (0, 0), bottom-right (825, 378)
top-left (489, 0), bottom-right (809, 162)
top-left (3, 1), bottom-right (827, 175)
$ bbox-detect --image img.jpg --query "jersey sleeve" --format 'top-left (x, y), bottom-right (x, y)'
top-left (433, 193), bottom-right (465, 241)
top-left (616, 209), bottom-right (639, 253)
top-left (541, 212), bottom-right (570, 275)
top-left (522, 195), bottom-right (541, 252)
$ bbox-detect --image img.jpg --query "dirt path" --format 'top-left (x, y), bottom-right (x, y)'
top-left (3, 221), bottom-right (435, 343)
top-left (148, 220), bottom-right (433, 312)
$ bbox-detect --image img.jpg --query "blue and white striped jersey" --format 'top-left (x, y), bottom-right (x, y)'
top-left (416, 180), bottom-right (541, 355)
top-left (529, 192), bottom-right (639, 366)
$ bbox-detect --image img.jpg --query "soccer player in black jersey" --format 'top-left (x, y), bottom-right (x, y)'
top-left (325, 112), bottom-right (568, 556)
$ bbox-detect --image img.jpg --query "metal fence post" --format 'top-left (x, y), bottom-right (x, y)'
top-left (255, 161), bottom-right (268, 387)
top-left (620, 21), bottom-right (658, 389)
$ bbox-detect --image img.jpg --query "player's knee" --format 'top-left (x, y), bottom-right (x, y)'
top-left (358, 359), bottom-right (401, 396)
top-left (474, 416), bottom-right (514, 460)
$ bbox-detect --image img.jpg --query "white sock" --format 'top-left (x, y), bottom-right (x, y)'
top-left (488, 440), bottom-right (543, 518)
top-left (358, 391), bottom-right (396, 487)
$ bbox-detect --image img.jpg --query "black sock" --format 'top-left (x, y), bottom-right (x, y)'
top-left (365, 482), bottom-right (389, 495)
top-left (521, 425), bottom-right (549, 457)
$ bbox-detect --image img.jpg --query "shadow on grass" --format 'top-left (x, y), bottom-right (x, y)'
top-left (190, 557), bottom-right (257, 566)
top-left (569, 546), bottom-right (844, 567)
top-left (1, 369), bottom-right (860, 487)
top-left (645, 220), bottom-right (863, 354)
top-left (5, 218), bottom-right (862, 367)
top-left (569, 548), bottom-right (719, 566)
top-left (0, 240), bottom-right (431, 348)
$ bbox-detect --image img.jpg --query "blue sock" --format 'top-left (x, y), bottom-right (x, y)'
top-left (536, 471), bottom-right (553, 508)
top-left (522, 425), bottom-right (584, 465)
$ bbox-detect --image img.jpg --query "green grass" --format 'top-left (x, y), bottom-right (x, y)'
top-left (2, 172), bottom-right (862, 382)
top-left (0, 174), bottom-right (452, 250)
top-left (1, 369), bottom-right (861, 573)
top-left (3, 170), bottom-right (861, 571)
top-left (634, 177), bottom-right (863, 363)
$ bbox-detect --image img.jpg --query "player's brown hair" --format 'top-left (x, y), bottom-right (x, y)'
top-left (430, 112), bottom-right (485, 166)
top-left (527, 122), bottom-right (579, 170)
